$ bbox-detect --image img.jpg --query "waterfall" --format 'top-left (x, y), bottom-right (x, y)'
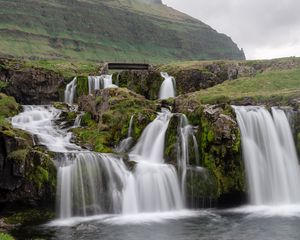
top-left (64, 77), bottom-right (77, 105)
top-left (125, 109), bottom-right (184, 213)
top-left (116, 115), bottom-right (134, 153)
top-left (234, 106), bottom-right (300, 205)
top-left (57, 152), bottom-right (129, 218)
top-left (88, 75), bottom-right (118, 94)
top-left (177, 114), bottom-right (200, 199)
top-left (73, 112), bottom-right (84, 128)
top-left (12, 106), bottom-right (186, 219)
top-left (159, 72), bottom-right (176, 99)
top-left (11, 105), bottom-right (80, 152)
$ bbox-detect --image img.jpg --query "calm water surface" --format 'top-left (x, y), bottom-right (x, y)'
top-left (12, 206), bottom-right (300, 240)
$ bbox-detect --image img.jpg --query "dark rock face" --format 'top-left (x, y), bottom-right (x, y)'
top-left (169, 63), bottom-right (257, 96)
top-left (0, 130), bottom-right (56, 206)
top-left (0, 67), bottom-right (65, 104)
top-left (113, 70), bottom-right (163, 100)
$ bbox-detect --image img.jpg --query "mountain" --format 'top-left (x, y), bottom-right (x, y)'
top-left (0, 0), bottom-right (245, 62)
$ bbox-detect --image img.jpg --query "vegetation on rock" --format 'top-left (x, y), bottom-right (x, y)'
top-left (74, 88), bottom-right (157, 153)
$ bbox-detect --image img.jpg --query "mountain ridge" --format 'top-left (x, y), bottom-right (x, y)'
top-left (0, 0), bottom-right (245, 62)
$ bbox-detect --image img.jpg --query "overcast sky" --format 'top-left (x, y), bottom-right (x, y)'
top-left (163, 0), bottom-right (300, 60)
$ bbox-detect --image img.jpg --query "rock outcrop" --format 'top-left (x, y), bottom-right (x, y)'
top-left (75, 88), bottom-right (157, 152)
top-left (0, 94), bottom-right (56, 206)
top-left (0, 58), bottom-right (65, 104)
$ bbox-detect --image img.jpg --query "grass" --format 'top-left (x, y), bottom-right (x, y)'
top-left (194, 68), bottom-right (300, 104)
top-left (23, 60), bottom-right (101, 79)
top-left (0, 57), bottom-right (101, 79)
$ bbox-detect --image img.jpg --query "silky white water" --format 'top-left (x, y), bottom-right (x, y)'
top-left (159, 72), bottom-right (176, 99)
top-left (57, 152), bottom-right (129, 218)
top-left (234, 106), bottom-right (300, 205)
top-left (88, 75), bottom-right (118, 94)
top-left (65, 77), bottom-right (77, 105)
top-left (126, 109), bottom-right (184, 213)
top-left (177, 114), bottom-right (200, 200)
top-left (12, 105), bottom-right (187, 219)
top-left (116, 115), bottom-right (134, 153)
top-left (12, 105), bottom-right (80, 152)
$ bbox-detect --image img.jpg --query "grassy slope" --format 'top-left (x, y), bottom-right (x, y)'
top-left (0, 57), bottom-right (101, 79)
top-left (199, 68), bottom-right (300, 103)
top-left (0, 0), bottom-right (244, 63)
top-left (173, 60), bottom-right (300, 105)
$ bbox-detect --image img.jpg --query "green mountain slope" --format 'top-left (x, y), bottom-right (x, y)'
top-left (0, 0), bottom-right (245, 63)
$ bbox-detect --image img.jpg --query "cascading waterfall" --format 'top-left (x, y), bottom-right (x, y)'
top-left (88, 75), bottom-right (118, 94)
top-left (125, 109), bottom-right (184, 213)
top-left (12, 105), bottom-right (80, 152)
top-left (116, 115), bottom-right (134, 153)
top-left (73, 112), bottom-right (84, 128)
top-left (234, 106), bottom-right (300, 205)
top-left (159, 72), bottom-right (176, 99)
top-left (12, 105), bottom-right (187, 219)
top-left (57, 152), bottom-right (129, 218)
top-left (64, 77), bottom-right (77, 105)
top-left (11, 105), bottom-right (130, 218)
top-left (177, 114), bottom-right (200, 199)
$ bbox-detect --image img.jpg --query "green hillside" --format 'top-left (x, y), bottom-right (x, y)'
top-left (0, 0), bottom-right (245, 63)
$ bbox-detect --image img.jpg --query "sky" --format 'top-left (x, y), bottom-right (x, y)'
top-left (162, 0), bottom-right (300, 60)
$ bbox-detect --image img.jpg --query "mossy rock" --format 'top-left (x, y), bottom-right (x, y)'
top-left (0, 93), bottom-right (20, 118)
top-left (76, 76), bottom-right (89, 98)
top-left (0, 232), bottom-right (15, 240)
top-left (186, 168), bottom-right (217, 206)
top-left (4, 209), bottom-right (55, 225)
top-left (116, 70), bottom-right (164, 100)
top-left (76, 88), bottom-right (157, 153)
top-left (27, 149), bottom-right (57, 191)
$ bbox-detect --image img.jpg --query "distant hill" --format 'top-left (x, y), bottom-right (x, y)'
top-left (0, 0), bottom-right (245, 63)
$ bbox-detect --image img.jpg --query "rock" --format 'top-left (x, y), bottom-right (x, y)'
top-left (0, 58), bottom-right (65, 104)
top-left (114, 70), bottom-right (163, 100)
top-left (76, 224), bottom-right (97, 231)
top-left (75, 88), bottom-right (157, 153)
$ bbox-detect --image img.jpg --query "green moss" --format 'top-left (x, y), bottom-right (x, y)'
top-left (74, 88), bottom-right (157, 153)
top-left (4, 209), bottom-right (55, 225)
top-left (53, 102), bottom-right (68, 111)
top-left (188, 106), bottom-right (245, 198)
top-left (7, 149), bottom-right (29, 163)
top-left (0, 80), bottom-right (8, 91)
top-left (186, 169), bottom-right (217, 199)
top-left (0, 233), bottom-right (15, 240)
top-left (27, 150), bottom-right (57, 191)
top-left (81, 113), bottom-right (96, 127)
top-left (0, 93), bottom-right (19, 118)
top-left (76, 76), bottom-right (89, 97)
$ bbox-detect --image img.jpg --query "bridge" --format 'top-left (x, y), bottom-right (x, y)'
top-left (101, 63), bottom-right (151, 73)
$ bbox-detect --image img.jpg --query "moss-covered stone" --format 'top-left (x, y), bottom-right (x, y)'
top-left (0, 93), bottom-right (20, 118)
top-left (4, 209), bottom-right (55, 225)
top-left (75, 88), bottom-right (157, 153)
top-left (171, 99), bottom-right (245, 200)
top-left (76, 76), bottom-right (89, 98)
top-left (116, 70), bottom-right (163, 100)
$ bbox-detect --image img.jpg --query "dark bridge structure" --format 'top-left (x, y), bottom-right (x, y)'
top-left (101, 63), bottom-right (151, 73)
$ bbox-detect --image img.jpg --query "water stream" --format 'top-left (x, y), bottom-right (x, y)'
top-left (88, 75), bottom-right (118, 94)
top-left (159, 72), bottom-right (176, 99)
top-left (234, 106), bottom-right (300, 205)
